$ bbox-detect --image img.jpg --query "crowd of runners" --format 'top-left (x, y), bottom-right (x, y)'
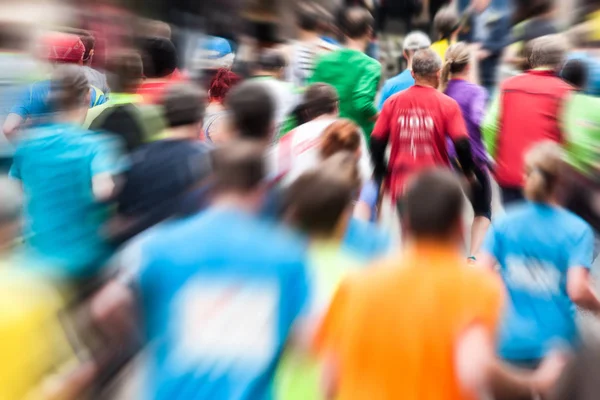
top-left (1, 0), bottom-right (600, 399)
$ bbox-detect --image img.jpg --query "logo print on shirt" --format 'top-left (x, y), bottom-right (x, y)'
top-left (397, 109), bottom-right (435, 159)
top-left (505, 257), bottom-right (561, 298)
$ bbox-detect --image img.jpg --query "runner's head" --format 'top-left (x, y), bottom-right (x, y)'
top-left (105, 50), bottom-right (143, 94)
top-left (140, 36), bottom-right (178, 79)
top-left (320, 119), bottom-right (362, 160)
top-left (411, 48), bottom-right (443, 88)
top-left (284, 155), bottom-right (358, 239)
top-left (211, 140), bottom-right (267, 210)
top-left (208, 68), bottom-right (242, 104)
top-left (226, 80), bottom-right (275, 143)
top-left (49, 64), bottom-right (90, 122)
top-left (339, 7), bottom-right (373, 43)
top-left (433, 6), bottom-right (459, 41)
top-left (40, 32), bottom-right (85, 66)
top-left (296, 2), bottom-right (321, 33)
top-left (529, 34), bottom-right (568, 72)
top-left (163, 83), bottom-right (206, 138)
top-left (400, 169), bottom-right (464, 243)
top-left (524, 141), bottom-right (564, 203)
top-left (561, 58), bottom-right (588, 91)
top-left (294, 83), bottom-right (338, 125)
top-left (441, 42), bottom-right (471, 91)
top-left (402, 31), bottom-right (431, 65)
top-left (79, 31), bottom-right (96, 66)
top-left (0, 177), bottom-right (22, 253)
top-left (254, 49), bottom-right (287, 80)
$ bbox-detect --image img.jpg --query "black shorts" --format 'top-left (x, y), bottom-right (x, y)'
top-left (470, 165), bottom-right (492, 220)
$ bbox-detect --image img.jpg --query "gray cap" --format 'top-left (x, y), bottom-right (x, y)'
top-left (403, 31), bottom-right (432, 51)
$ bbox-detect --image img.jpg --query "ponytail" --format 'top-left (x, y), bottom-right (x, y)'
top-left (320, 119), bottom-right (361, 160)
top-left (440, 59), bottom-right (453, 92)
top-left (440, 42), bottom-right (471, 92)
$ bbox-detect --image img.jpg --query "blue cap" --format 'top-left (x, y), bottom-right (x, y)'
top-left (193, 36), bottom-right (235, 70)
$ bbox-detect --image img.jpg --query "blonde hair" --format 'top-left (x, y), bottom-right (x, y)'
top-left (523, 141), bottom-right (564, 203)
top-left (440, 42), bottom-right (471, 91)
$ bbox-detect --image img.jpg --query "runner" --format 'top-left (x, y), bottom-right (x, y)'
top-left (225, 80), bottom-right (276, 143)
top-left (136, 36), bottom-right (182, 104)
top-left (285, 2), bottom-right (337, 88)
top-left (431, 6), bottom-right (460, 61)
top-left (377, 31), bottom-right (431, 110)
top-left (135, 141), bottom-right (309, 400)
top-left (310, 7), bottom-right (381, 140)
top-left (483, 34), bottom-right (572, 205)
top-left (371, 49), bottom-right (476, 210)
top-left (85, 50), bottom-right (165, 152)
top-left (315, 169), bottom-right (564, 400)
top-left (441, 42), bottom-right (492, 260)
top-left (203, 68), bottom-right (242, 143)
top-left (276, 155), bottom-right (364, 400)
top-left (10, 65), bottom-right (125, 279)
top-left (479, 142), bottom-right (600, 373)
top-left (3, 32), bottom-right (107, 139)
top-left (113, 84), bottom-right (212, 242)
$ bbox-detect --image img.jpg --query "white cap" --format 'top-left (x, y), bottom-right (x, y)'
top-left (403, 31), bottom-right (432, 51)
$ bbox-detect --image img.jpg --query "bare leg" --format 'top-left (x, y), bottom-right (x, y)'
top-left (470, 216), bottom-right (491, 257)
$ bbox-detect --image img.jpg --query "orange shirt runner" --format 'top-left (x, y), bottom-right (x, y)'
top-left (315, 243), bottom-right (504, 400)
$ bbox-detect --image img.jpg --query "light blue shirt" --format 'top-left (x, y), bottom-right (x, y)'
top-left (377, 69), bottom-right (415, 110)
top-left (139, 208), bottom-right (309, 400)
top-left (565, 51), bottom-right (600, 97)
top-left (10, 123), bottom-right (125, 278)
top-left (483, 202), bottom-right (594, 361)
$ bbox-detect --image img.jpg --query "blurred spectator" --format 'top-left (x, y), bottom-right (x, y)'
top-left (480, 142), bottom-right (600, 370)
top-left (194, 36), bottom-right (236, 90)
top-left (564, 25), bottom-right (600, 96)
top-left (276, 154), bottom-right (363, 400)
top-left (315, 169), bottom-right (563, 399)
top-left (251, 49), bottom-right (299, 134)
top-left (441, 42), bottom-right (491, 259)
top-left (378, 31), bottom-right (431, 110)
top-left (562, 58), bottom-right (589, 91)
top-left (113, 84), bottom-right (212, 242)
top-left (310, 7), bottom-right (381, 140)
top-left (9, 65), bottom-right (125, 280)
top-left (431, 6), bottom-right (460, 61)
top-left (0, 21), bottom-right (39, 173)
top-left (2, 32), bottom-right (107, 139)
top-left (137, 36), bottom-right (184, 104)
top-left (483, 35), bottom-right (572, 205)
top-left (134, 141), bottom-right (309, 399)
top-left (285, 2), bottom-right (337, 88)
top-left (465, 0), bottom-right (511, 93)
top-left (226, 80), bottom-right (276, 144)
top-left (204, 68), bottom-right (242, 143)
top-left (78, 30), bottom-right (110, 94)
top-left (86, 50), bottom-right (165, 152)
top-left (0, 177), bottom-right (76, 400)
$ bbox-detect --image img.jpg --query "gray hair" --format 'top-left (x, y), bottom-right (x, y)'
top-left (412, 49), bottom-right (442, 77)
top-left (0, 177), bottom-right (22, 224)
top-left (529, 34), bottom-right (568, 70)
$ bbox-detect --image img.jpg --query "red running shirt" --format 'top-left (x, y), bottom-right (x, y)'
top-left (372, 85), bottom-right (468, 199)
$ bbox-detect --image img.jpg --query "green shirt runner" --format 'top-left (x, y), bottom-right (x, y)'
top-left (562, 93), bottom-right (600, 177)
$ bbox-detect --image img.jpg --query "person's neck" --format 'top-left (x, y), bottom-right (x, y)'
top-left (55, 109), bottom-right (86, 125)
top-left (414, 78), bottom-right (438, 88)
top-left (212, 193), bottom-right (260, 214)
top-left (406, 59), bottom-right (413, 70)
top-left (451, 72), bottom-right (469, 81)
top-left (254, 70), bottom-right (277, 79)
top-left (346, 37), bottom-right (368, 52)
top-left (165, 125), bottom-right (197, 140)
top-left (313, 112), bottom-right (337, 122)
top-left (407, 236), bottom-right (463, 253)
top-left (298, 30), bottom-right (319, 42)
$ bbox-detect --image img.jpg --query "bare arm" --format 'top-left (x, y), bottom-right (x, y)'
top-left (567, 267), bottom-right (600, 313)
top-left (3, 113), bottom-right (24, 141)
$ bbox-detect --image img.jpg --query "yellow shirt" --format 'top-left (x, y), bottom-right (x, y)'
top-left (431, 39), bottom-right (452, 61)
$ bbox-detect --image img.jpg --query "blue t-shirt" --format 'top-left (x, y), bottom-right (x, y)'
top-left (483, 202), bottom-right (594, 361)
top-left (10, 80), bottom-right (106, 120)
top-left (564, 52), bottom-right (600, 97)
top-left (343, 218), bottom-right (391, 261)
top-left (139, 208), bottom-right (310, 400)
top-left (10, 123), bottom-right (125, 278)
top-left (377, 69), bottom-right (415, 110)
top-left (358, 180), bottom-right (379, 223)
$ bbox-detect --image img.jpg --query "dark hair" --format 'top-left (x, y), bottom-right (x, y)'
top-left (225, 81), bottom-right (275, 140)
top-left (79, 31), bottom-right (95, 63)
top-left (0, 21), bottom-right (28, 51)
top-left (211, 141), bottom-right (266, 193)
top-left (208, 68), bottom-right (242, 103)
top-left (562, 58), bottom-right (588, 89)
top-left (163, 84), bottom-right (206, 128)
top-left (284, 167), bottom-right (355, 236)
top-left (434, 6), bottom-right (459, 40)
top-left (49, 65), bottom-right (90, 112)
top-left (339, 7), bottom-right (373, 39)
top-left (256, 49), bottom-right (287, 72)
top-left (106, 50), bottom-right (143, 93)
top-left (320, 119), bottom-right (361, 159)
top-left (140, 37), bottom-right (178, 78)
top-left (297, 3), bottom-right (321, 31)
top-left (400, 169), bottom-right (464, 239)
top-left (294, 83), bottom-right (338, 125)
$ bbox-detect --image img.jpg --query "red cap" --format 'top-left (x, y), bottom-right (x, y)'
top-left (39, 32), bottom-right (85, 64)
